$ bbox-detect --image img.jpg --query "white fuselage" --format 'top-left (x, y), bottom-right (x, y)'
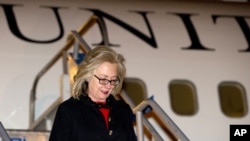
top-left (0, 1), bottom-right (249, 141)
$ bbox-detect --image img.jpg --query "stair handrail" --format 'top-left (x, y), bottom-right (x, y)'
top-left (133, 99), bottom-right (190, 141)
top-left (120, 91), bottom-right (164, 141)
top-left (29, 15), bottom-right (108, 130)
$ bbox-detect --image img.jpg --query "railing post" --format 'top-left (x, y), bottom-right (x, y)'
top-left (136, 111), bottom-right (144, 141)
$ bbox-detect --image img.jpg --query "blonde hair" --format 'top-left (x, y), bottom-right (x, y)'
top-left (72, 46), bottom-right (126, 99)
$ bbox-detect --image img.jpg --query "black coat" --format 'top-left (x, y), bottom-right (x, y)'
top-left (49, 94), bottom-right (137, 141)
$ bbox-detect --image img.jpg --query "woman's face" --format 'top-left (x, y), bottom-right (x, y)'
top-left (88, 62), bottom-right (118, 102)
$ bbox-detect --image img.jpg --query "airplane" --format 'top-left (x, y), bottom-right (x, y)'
top-left (0, 0), bottom-right (249, 141)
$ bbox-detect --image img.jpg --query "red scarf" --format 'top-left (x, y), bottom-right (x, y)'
top-left (98, 108), bottom-right (110, 129)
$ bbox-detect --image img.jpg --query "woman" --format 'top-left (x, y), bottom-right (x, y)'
top-left (49, 46), bottom-right (137, 141)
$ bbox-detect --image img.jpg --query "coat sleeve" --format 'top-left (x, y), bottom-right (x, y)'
top-left (49, 104), bottom-right (73, 141)
top-left (122, 103), bottom-right (137, 141)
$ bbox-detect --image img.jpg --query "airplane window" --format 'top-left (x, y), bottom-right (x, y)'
top-left (122, 78), bottom-right (148, 106)
top-left (169, 80), bottom-right (198, 115)
top-left (218, 81), bottom-right (247, 117)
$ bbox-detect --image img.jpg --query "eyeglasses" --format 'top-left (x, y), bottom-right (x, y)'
top-left (94, 75), bottom-right (120, 86)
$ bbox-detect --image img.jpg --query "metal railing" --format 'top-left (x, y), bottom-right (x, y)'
top-left (120, 91), bottom-right (190, 141)
top-left (120, 90), bottom-right (164, 141)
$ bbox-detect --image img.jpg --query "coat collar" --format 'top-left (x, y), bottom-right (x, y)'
top-left (79, 94), bottom-right (115, 109)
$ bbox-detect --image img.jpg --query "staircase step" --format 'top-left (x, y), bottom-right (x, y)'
top-left (7, 130), bottom-right (49, 141)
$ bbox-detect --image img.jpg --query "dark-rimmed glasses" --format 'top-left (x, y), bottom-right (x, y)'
top-left (94, 75), bottom-right (120, 86)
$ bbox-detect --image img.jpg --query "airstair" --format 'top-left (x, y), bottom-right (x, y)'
top-left (5, 15), bottom-right (189, 141)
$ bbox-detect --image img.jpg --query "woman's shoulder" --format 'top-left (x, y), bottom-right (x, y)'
top-left (58, 97), bottom-right (81, 110)
top-left (110, 96), bottom-right (132, 111)
top-left (61, 96), bottom-right (78, 104)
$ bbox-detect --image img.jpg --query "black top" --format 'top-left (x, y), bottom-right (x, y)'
top-left (49, 94), bottom-right (137, 141)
